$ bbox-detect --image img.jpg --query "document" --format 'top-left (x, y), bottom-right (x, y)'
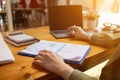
top-left (18, 40), bottom-right (91, 64)
top-left (0, 33), bottom-right (15, 64)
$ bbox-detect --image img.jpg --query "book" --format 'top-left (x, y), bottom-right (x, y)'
top-left (18, 40), bottom-right (91, 64)
top-left (0, 33), bottom-right (15, 65)
top-left (4, 32), bottom-right (39, 47)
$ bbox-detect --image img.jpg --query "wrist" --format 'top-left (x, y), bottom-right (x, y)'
top-left (56, 63), bottom-right (74, 80)
top-left (77, 33), bottom-right (89, 41)
top-left (83, 33), bottom-right (89, 41)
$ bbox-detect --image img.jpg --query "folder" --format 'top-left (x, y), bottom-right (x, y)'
top-left (18, 40), bottom-right (91, 64)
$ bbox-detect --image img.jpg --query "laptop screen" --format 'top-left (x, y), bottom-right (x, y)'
top-left (48, 5), bottom-right (83, 31)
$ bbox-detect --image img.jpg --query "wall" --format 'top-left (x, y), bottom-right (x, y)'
top-left (70, 0), bottom-right (93, 10)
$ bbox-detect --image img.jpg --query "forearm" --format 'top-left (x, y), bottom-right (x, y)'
top-left (89, 32), bottom-right (116, 47)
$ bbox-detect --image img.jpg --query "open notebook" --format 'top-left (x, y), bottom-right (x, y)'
top-left (0, 33), bottom-right (15, 64)
top-left (18, 40), bottom-right (91, 64)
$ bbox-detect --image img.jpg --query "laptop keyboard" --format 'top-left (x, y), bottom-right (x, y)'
top-left (52, 30), bottom-right (68, 34)
top-left (51, 30), bottom-right (69, 38)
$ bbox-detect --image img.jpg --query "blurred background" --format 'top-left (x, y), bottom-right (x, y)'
top-left (0, 0), bottom-right (120, 31)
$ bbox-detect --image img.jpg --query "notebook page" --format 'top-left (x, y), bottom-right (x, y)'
top-left (21, 40), bottom-right (64, 55)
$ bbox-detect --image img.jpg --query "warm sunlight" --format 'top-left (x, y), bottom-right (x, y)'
top-left (96, 0), bottom-right (120, 28)
top-left (98, 0), bottom-right (119, 13)
top-left (70, 0), bottom-right (120, 13)
top-left (70, 0), bottom-right (120, 28)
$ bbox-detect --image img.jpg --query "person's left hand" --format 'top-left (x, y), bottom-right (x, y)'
top-left (34, 50), bottom-right (64, 72)
top-left (33, 50), bottom-right (74, 80)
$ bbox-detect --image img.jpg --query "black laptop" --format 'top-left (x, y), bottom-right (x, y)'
top-left (48, 5), bottom-right (83, 38)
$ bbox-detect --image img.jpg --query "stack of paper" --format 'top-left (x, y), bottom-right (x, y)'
top-left (0, 33), bottom-right (15, 64)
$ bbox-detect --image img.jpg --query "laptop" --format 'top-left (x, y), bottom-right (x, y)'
top-left (48, 5), bottom-right (83, 38)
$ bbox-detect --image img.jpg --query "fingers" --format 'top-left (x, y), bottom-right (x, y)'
top-left (68, 25), bottom-right (84, 37)
top-left (34, 49), bottom-right (64, 67)
top-left (34, 53), bottom-right (44, 65)
top-left (34, 50), bottom-right (55, 61)
top-left (34, 59), bottom-right (42, 66)
top-left (34, 54), bottom-right (43, 60)
top-left (68, 25), bottom-right (78, 36)
top-left (36, 50), bottom-right (50, 59)
top-left (34, 50), bottom-right (50, 64)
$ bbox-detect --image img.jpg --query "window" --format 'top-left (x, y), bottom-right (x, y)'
top-left (69, 0), bottom-right (120, 28)
top-left (70, 0), bottom-right (120, 14)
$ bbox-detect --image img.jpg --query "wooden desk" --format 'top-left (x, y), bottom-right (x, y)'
top-left (0, 26), bottom-right (115, 80)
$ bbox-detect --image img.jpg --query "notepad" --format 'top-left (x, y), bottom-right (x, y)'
top-left (4, 32), bottom-right (39, 47)
top-left (0, 33), bottom-right (15, 64)
top-left (18, 40), bottom-right (91, 64)
top-left (7, 32), bottom-right (34, 43)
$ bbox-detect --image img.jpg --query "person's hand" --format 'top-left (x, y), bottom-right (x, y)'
top-left (68, 25), bottom-right (89, 40)
top-left (33, 50), bottom-right (74, 80)
top-left (34, 50), bottom-right (64, 71)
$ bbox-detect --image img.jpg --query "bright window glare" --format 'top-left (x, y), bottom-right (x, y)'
top-left (70, 0), bottom-right (120, 28)
top-left (70, 0), bottom-right (120, 14)
top-left (98, 13), bottom-right (120, 28)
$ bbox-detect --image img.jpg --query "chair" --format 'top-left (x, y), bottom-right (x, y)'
top-left (33, 0), bottom-right (46, 26)
top-left (12, 10), bottom-right (29, 29)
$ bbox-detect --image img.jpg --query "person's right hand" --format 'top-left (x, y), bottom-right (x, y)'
top-left (68, 25), bottom-right (89, 40)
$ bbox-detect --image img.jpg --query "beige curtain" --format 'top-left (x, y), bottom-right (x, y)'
top-left (96, 0), bottom-right (120, 13)
top-left (70, 0), bottom-right (120, 13)
top-left (112, 0), bottom-right (119, 13)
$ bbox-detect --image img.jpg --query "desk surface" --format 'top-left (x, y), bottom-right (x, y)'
top-left (0, 26), bottom-right (115, 80)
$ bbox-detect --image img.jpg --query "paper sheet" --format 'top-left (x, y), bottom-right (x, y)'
top-left (0, 33), bottom-right (15, 64)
